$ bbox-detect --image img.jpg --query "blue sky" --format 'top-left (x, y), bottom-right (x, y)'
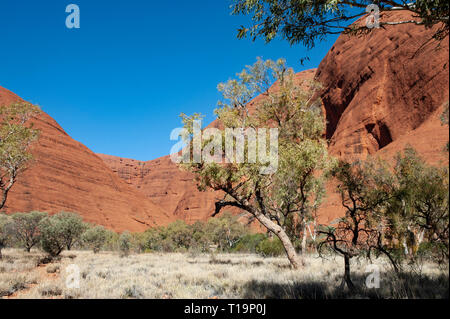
top-left (0, 0), bottom-right (339, 161)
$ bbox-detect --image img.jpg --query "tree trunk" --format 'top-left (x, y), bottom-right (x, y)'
top-left (0, 191), bottom-right (7, 210)
top-left (0, 174), bottom-right (15, 210)
top-left (301, 224), bottom-right (307, 254)
top-left (253, 210), bottom-right (302, 269)
top-left (344, 255), bottom-right (355, 291)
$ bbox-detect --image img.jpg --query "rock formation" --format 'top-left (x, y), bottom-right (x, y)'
top-left (2, 11), bottom-right (448, 230)
top-left (0, 86), bottom-right (172, 232)
top-left (100, 11), bottom-right (449, 225)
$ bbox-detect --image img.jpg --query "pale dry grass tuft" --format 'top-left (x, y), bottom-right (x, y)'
top-left (1, 249), bottom-right (448, 299)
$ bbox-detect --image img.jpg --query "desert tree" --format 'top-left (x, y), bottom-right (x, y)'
top-left (52, 212), bottom-right (87, 250)
top-left (161, 220), bottom-right (194, 251)
top-left (385, 148), bottom-right (449, 263)
top-left (205, 212), bottom-right (246, 251)
top-left (0, 213), bottom-right (13, 259)
top-left (0, 102), bottom-right (41, 209)
top-left (118, 231), bottom-right (132, 257)
top-left (39, 214), bottom-right (78, 257)
top-left (82, 225), bottom-right (108, 253)
top-left (232, 0), bottom-right (449, 49)
top-left (178, 58), bottom-right (335, 268)
top-left (318, 158), bottom-right (393, 290)
top-left (11, 211), bottom-right (48, 252)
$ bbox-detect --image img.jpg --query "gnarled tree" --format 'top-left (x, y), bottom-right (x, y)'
top-left (318, 159), bottom-right (393, 290)
top-left (178, 58), bottom-right (334, 268)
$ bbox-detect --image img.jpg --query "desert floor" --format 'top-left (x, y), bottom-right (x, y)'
top-left (0, 248), bottom-right (448, 299)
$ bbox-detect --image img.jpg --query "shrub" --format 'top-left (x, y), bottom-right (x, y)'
top-left (0, 213), bottom-right (13, 259)
top-left (233, 233), bottom-right (266, 253)
top-left (39, 216), bottom-right (67, 257)
top-left (52, 212), bottom-right (87, 250)
top-left (118, 231), bottom-right (132, 257)
top-left (205, 212), bottom-right (246, 251)
top-left (257, 237), bottom-right (285, 257)
top-left (161, 220), bottom-right (193, 250)
top-left (82, 225), bottom-right (108, 253)
top-left (39, 283), bottom-right (63, 297)
top-left (11, 211), bottom-right (47, 252)
top-left (46, 264), bottom-right (60, 274)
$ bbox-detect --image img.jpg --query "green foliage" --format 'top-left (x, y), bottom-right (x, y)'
top-left (205, 212), bottom-right (246, 251)
top-left (138, 215), bottom-right (252, 253)
top-left (51, 212), bottom-right (87, 250)
top-left (0, 102), bottom-right (41, 209)
top-left (162, 220), bottom-right (193, 250)
top-left (256, 237), bottom-right (285, 257)
top-left (232, 233), bottom-right (266, 252)
top-left (319, 147), bottom-right (449, 279)
top-left (11, 211), bottom-right (48, 252)
top-left (232, 0), bottom-right (449, 48)
top-left (179, 58), bottom-right (335, 268)
top-left (82, 225), bottom-right (108, 253)
top-left (387, 147), bottom-right (449, 262)
top-left (39, 216), bottom-right (67, 257)
top-left (118, 231), bottom-right (132, 257)
top-left (0, 213), bottom-right (13, 258)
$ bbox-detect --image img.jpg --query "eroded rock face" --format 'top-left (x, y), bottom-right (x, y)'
top-left (97, 153), bottom-right (220, 223)
top-left (100, 11), bottom-right (448, 225)
top-left (0, 86), bottom-right (172, 232)
top-left (96, 70), bottom-right (319, 223)
top-left (2, 10), bottom-right (448, 229)
top-left (317, 10), bottom-right (449, 160)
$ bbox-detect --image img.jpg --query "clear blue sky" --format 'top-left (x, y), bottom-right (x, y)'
top-left (0, 0), bottom-right (339, 161)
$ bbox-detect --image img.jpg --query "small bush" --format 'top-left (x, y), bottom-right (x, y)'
top-left (39, 217), bottom-right (66, 257)
top-left (122, 285), bottom-right (144, 299)
top-left (233, 233), bottom-right (266, 253)
top-left (81, 225), bottom-right (107, 253)
top-left (39, 283), bottom-right (63, 297)
top-left (257, 237), bottom-right (285, 257)
top-left (46, 264), bottom-right (60, 274)
top-left (0, 275), bottom-right (27, 297)
top-left (119, 231), bottom-right (132, 257)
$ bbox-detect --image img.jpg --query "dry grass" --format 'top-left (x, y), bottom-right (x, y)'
top-left (1, 248), bottom-right (448, 299)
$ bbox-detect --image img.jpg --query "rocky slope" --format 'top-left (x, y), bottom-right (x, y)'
top-left (318, 10), bottom-right (449, 163)
top-left (2, 11), bottom-right (448, 229)
top-left (0, 86), bottom-right (172, 232)
top-left (97, 69), bottom-right (318, 222)
top-left (100, 11), bottom-right (449, 224)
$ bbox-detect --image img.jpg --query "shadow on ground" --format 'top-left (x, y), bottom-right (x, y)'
top-left (241, 272), bottom-right (449, 299)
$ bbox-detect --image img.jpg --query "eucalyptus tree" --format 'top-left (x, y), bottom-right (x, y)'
top-left (0, 102), bottom-right (41, 209)
top-left (232, 0), bottom-right (449, 49)
top-left (178, 58), bottom-right (335, 268)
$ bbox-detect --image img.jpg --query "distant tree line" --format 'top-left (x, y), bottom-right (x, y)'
top-left (0, 211), bottom-right (286, 259)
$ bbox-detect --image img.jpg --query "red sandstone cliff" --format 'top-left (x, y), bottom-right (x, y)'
top-left (99, 11), bottom-right (449, 225)
top-left (0, 86), bottom-right (172, 232)
top-left (2, 11), bottom-right (448, 229)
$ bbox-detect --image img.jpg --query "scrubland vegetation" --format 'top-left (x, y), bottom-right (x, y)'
top-left (0, 72), bottom-right (448, 298)
top-left (0, 209), bottom-right (448, 299)
top-left (0, 248), bottom-right (447, 299)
